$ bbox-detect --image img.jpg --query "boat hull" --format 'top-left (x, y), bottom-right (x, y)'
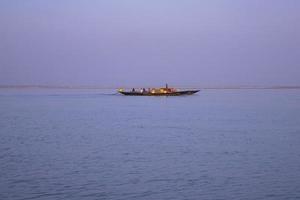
top-left (119, 90), bottom-right (199, 96)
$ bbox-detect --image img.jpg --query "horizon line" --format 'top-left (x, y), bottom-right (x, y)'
top-left (1, 84), bottom-right (300, 90)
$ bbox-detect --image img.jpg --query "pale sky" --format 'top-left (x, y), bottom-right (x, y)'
top-left (0, 0), bottom-right (299, 87)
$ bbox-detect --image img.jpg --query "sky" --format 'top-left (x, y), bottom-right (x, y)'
top-left (0, 0), bottom-right (299, 87)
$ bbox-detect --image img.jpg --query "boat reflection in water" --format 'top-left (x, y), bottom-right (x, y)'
top-left (118, 84), bottom-right (199, 96)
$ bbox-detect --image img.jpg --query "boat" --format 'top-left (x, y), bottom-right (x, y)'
top-left (118, 84), bottom-right (199, 96)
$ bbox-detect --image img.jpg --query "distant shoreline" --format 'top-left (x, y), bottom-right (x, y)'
top-left (1, 85), bottom-right (300, 90)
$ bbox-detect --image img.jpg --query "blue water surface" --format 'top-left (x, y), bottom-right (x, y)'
top-left (1, 89), bottom-right (300, 200)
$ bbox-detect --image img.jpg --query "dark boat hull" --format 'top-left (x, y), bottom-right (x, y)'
top-left (119, 90), bottom-right (199, 96)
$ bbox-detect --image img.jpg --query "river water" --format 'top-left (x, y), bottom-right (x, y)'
top-left (1, 89), bottom-right (300, 200)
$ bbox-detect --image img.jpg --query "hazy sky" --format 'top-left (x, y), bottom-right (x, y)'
top-left (0, 0), bottom-right (299, 87)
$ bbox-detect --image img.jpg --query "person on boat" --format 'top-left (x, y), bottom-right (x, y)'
top-left (132, 88), bottom-right (135, 92)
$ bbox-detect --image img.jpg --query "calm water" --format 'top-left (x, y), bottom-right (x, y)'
top-left (1, 89), bottom-right (300, 200)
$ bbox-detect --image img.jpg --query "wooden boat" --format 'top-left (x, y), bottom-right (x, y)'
top-left (118, 84), bottom-right (199, 96)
